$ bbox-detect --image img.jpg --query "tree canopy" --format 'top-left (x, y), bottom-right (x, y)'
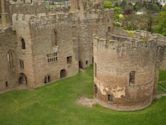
top-left (154, 6), bottom-right (166, 36)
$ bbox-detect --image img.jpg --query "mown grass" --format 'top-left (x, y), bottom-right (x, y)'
top-left (159, 70), bottom-right (166, 81)
top-left (0, 66), bottom-right (166, 125)
top-left (158, 70), bottom-right (166, 94)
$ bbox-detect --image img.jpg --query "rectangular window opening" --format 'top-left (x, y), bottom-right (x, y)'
top-left (47, 52), bottom-right (58, 63)
top-left (108, 94), bottom-right (113, 101)
top-left (129, 71), bottom-right (136, 85)
top-left (67, 56), bottom-right (72, 64)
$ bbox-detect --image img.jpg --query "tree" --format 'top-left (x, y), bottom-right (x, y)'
top-left (147, 12), bottom-right (153, 32)
top-left (120, 0), bottom-right (127, 9)
top-left (134, 2), bottom-right (144, 11)
top-left (155, 6), bottom-right (166, 36)
top-left (146, 3), bottom-right (160, 12)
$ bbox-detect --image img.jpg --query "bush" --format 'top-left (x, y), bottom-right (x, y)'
top-left (154, 8), bottom-right (166, 36)
top-left (104, 0), bottom-right (112, 9)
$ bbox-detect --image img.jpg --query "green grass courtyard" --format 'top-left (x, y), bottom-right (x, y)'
top-left (0, 66), bottom-right (166, 125)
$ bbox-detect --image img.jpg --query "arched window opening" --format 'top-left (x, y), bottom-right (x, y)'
top-left (7, 50), bottom-right (14, 69)
top-left (21, 38), bottom-right (26, 49)
top-left (108, 26), bottom-right (111, 32)
top-left (54, 30), bottom-right (58, 46)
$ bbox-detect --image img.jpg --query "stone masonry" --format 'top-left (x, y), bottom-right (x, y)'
top-left (93, 29), bottom-right (166, 111)
top-left (0, 0), bottom-right (166, 111)
top-left (0, 0), bottom-right (104, 90)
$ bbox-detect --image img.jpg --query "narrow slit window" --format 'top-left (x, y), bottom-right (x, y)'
top-left (54, 30), bottom-right (58, 46)
top-left (86, 60), bottom-right (88, 65)
top-left (5, 81), bottom-right (8, 88)
top-left (108, 26), bottom-right (111, 32)
top-left (94, 63), bottom-right (97, 77)
top-left (21, 38), bottom-right (26, 49)
top-left (129, 71), bottom-right (136, 85)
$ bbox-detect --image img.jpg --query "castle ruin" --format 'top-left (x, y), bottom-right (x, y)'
top-left (0, 0), bottom-right (166, 111)
top-left (93, 30), bottom-right (164, 111)
top-left (0, 0), bottom-right (105, 89)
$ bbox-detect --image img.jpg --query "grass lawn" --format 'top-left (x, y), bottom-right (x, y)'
top-left (0, 66), bottom-right (166, 125)
top-left (158, 71), bottom-right (166, 94)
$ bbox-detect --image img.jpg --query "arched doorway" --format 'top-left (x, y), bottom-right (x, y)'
top-left (60, 69), bottom-right (67, 79)
top-left (79, 61), bottom-right (83, 69)
top-left (18, 73), bottom-right (27, 85)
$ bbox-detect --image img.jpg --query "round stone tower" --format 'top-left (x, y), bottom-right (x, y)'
top-left (93, 34), bottom-right (159, 111)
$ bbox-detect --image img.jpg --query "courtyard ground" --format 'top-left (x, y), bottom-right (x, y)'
top-left (0, 66), bottom-right (166, 125)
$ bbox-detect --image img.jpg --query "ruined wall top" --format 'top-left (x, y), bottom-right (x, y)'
top-left (94, 29), bottom-right (166, 51)
top-left (9, 0), bottom-right (44, 4)
top-left (11, 6), bottom-right (113, 26)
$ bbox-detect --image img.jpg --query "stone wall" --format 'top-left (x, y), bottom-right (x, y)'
top-left (78, 21), bottom-right (94, 68)
top-left (0, 2), bottom-right (102, 90)
top-left (29, 16), bottom-right (79, 87)
top-left (0, 28), bottom-right (18, 90)
top-left (157, 36), bottom-right (166, 70)
top-left (78, 9), bottom-right (113, 69)
top-left (93, 34), bottom-right (159, 111)
top-left (13, 14), bottom-right (35, 88)
top-left (160, 49), bottom-right (166, 70)
top-left (10, 2), bottom-right (47, 15)
top-left (2, 0), bottom-right (166, 105)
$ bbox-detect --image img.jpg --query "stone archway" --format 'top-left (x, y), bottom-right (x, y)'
top-left (18, 73), bottom-right (27, 85)
top-left (60, 69), bottom-right (67, 79)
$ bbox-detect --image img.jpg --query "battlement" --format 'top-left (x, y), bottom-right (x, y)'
top-left (29, 12), bottom-right (77, 23)
top-left (93, 33), bottom-right (158, 52)
top-left (11, 8), bottom-right (113, 31)
top-left (10, 2), bottom-right (47, 14)
top-left (9, 0), bottom-right (44, 4)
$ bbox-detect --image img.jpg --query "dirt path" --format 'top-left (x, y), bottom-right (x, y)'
top-left (77, 97), bottom-right (97, 107)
